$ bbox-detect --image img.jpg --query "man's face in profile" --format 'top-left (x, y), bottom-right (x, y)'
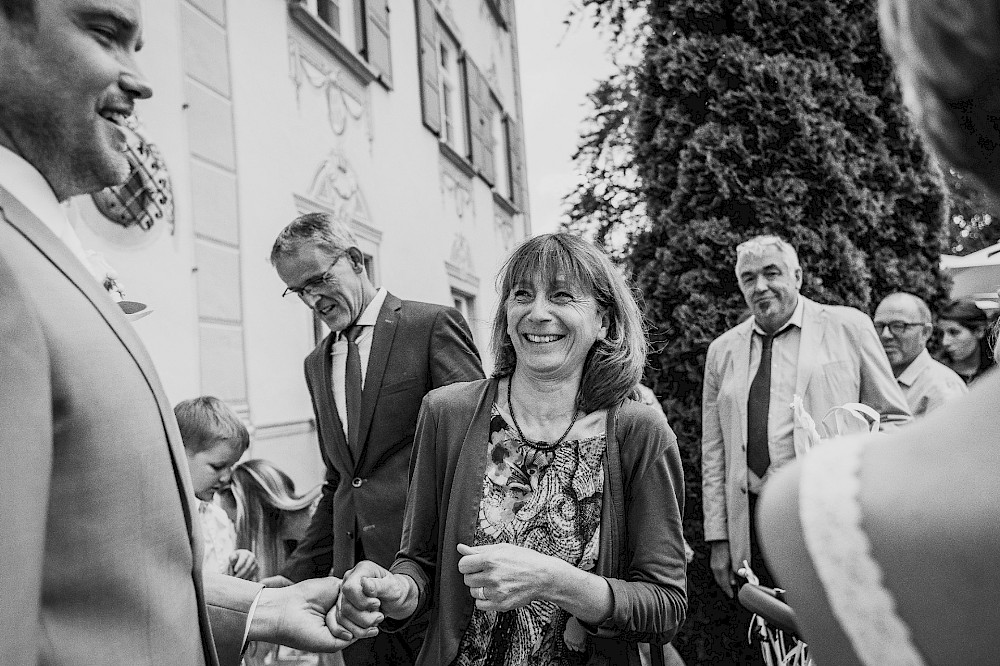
top-left (0, 0), bottom-right (152, 200)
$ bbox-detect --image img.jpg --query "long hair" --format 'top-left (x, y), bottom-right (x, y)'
top-left (879, 0), bottom-right (1000, 194)
top-left (229, 459), bottom-right (321, 578)
top-left (939, 299), bottom-right (993, 370)
top-left (490, 233), bottom-right (647, 412)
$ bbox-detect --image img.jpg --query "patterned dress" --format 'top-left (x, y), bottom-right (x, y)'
top-left (454, 406), bottom-right (606, 666)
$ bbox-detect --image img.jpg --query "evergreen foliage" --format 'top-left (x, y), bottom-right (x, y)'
top-left (571, 0), bottom-right (952, 662)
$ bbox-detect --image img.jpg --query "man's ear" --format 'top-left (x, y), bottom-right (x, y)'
top-left (347, 247), bottom-right (366, 274)
top-left (794, 267), bottom-right (803, 289)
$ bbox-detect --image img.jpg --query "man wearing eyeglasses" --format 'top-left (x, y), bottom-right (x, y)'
top-left (874, 292), bottom-right (967, 416)
top-left (702, 235), bottom-right (911, 604)
top-left (267, 212), bottom-right (484, 666)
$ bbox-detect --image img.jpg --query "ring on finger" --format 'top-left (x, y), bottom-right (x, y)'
top-left (474, 586), bottom-right (488, 601)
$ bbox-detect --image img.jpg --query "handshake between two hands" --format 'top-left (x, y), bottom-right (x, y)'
top-left (254, 542), bottom-right (553, 653)
top-left (252, 563), bottom-right (411, 654)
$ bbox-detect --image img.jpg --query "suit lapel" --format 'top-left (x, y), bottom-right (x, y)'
top-left (0, 185), bottom-right (196, 506)
top-left (355, 293), bottom-right (401, 469)
top-left (795, 297), bottom-right (825, 396)
top-left (734, 319), bottom-right (753, 448)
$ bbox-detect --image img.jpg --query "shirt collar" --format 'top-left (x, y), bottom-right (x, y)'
top-left (0, 144), bottom-right (95, 271)
top-left (357, 287), bottom-right (388, 326)
top-left (896, 348), bottom-right (931, 387)
top-left (752, 295), bottom-right (804, 336)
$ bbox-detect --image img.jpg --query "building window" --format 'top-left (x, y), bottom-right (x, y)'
top-left (437, 29), bottom-right (466, 155)
top-left (290, 0), bottom-right (390, 86)
top-left (491, 96), bottom-right (511, 200)
top-left (316, 0), bottom-right (341, 34)
top-left (452, 289), bottom-right (477, 331)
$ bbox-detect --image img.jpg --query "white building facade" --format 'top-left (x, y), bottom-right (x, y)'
top-left (71, 0), bottom-right (530, 488)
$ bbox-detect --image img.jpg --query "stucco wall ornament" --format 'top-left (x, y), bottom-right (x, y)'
top-left (90, 114), bottom-right (174, 236)
top-left (440, 171), bottom-right (475, 221)
top-left (495, 212), bottom-right (515, 252)
top-left (308, 151), bottom-right (371, 224)
top-left (450, 233), bottom-right (476, 275)
top-left (289, 42), bottom-right (368, 138)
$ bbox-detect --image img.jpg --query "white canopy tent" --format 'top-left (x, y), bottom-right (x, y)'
top-left (941, 242), bottom-right (1000, 313)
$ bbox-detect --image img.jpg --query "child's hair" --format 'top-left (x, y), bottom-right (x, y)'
top-left (229, 459), bottom-right (321, 578)
top-left (174, 396), bottom-right (250, 454)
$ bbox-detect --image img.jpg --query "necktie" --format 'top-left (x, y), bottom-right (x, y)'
top-left (746, 327), bottom-right (791, 479)
top-left (344, 325), bottom-right (364, 456)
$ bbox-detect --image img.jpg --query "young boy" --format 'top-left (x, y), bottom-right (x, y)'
top-left (175, 396), bottom-right (258, 580)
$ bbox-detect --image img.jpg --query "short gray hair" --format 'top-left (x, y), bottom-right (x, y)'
top-left (269, 212), bottom-right (359, 264)
top-left (880, 291), bottom-right (932, 322)
top-left (735, 235), bottom-right (800, 273)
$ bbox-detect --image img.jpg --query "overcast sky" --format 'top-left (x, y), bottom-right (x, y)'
top-left (514, 1), bottom-right (617, 236)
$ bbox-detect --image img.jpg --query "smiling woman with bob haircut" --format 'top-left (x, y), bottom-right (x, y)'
top-left (335, 233), bottom-right (687, 666)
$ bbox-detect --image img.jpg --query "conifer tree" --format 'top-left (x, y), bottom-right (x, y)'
top-left (570, 0), bottom-right (951, 661)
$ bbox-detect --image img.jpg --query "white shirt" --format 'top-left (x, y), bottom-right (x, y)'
top-left (198, 500), bottom-right (237, 575)
top-left (896, 348), bottom-right (968, 416)
top-left (331, 287), bottom-right (389, 440)
top-left (0, 144), bottom-right (96, 274)
top-left (748, 296), bottom-right (805, 488)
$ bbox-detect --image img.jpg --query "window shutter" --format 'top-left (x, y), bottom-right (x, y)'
top-left (414, 0), bottom-right (440, 134)
top-left (485, 0), bottom-right (508, 28)
top-left (506, 115), bottom-right (526, 209)
top-left (464, 57), bottom-right (494, 184)
top-left (363, 0), bottom-right (393, 86)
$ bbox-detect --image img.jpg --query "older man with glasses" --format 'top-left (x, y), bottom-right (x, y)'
top-left (267, 212), bottom-right (484, 666)
top-left (874, 292), bottom-right (968, 416)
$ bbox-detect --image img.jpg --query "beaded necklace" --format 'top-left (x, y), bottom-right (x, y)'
top-left (506, 377), bottom-right (580, 452)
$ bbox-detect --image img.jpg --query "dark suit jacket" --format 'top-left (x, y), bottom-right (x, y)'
top-left (0, 184), bottom-right (259, 665)
top-left (282, 294), bottom-right (484, 581)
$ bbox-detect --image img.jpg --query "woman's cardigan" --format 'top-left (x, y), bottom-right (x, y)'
top-left (388, 378), bottom-right (688, 666)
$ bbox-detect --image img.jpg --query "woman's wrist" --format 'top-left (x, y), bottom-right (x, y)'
top-left (545, 560), bottom-right (614, 625)
top-left (384, 573), bottom-right (420, 620)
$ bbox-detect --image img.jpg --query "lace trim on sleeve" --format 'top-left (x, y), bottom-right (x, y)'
top-left (799, 438), bottom-right (926, 666)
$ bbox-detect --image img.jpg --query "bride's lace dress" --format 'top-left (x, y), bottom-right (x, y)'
top-left (799, 438), bottom-right (927, 666)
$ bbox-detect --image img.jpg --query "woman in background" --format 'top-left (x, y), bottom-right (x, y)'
top-left (937, 299), bottom-right (993, 384)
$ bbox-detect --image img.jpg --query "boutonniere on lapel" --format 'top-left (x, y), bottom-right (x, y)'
top-left (85, 250), bottom-right (152, 322)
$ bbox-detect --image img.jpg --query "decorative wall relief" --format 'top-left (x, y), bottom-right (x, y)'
top-left (308, 150), bottom-right (371, 225)
top-left (89, 114), bottom-right (175, 245)
top-left (288, 40), bottom-right (370, 141)
top-left (495, 209), bottom-right (515, 252)
top-left (440, 171), bottom-right (475, 222)
top-left (450, 233), bottom-right (476, 275)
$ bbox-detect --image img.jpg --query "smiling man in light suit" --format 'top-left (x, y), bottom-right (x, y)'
top-left (268, 213), bottom-right (485, 666)
top-left (0, 0), bottom-right (353, 663)
top-left (701, 235), bottom-right (911, 598)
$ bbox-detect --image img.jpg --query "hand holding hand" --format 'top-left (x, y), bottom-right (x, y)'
top-left (227, 549), bottom-right (259, 580)
top-left (337, 560), bottom-right (417, 638)
top-left (251, 577), bottom-right (355, 652)
top-left (710, 541), bottom-right (736, 598)
top-left (456, 542), bottom-right (557, 613)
